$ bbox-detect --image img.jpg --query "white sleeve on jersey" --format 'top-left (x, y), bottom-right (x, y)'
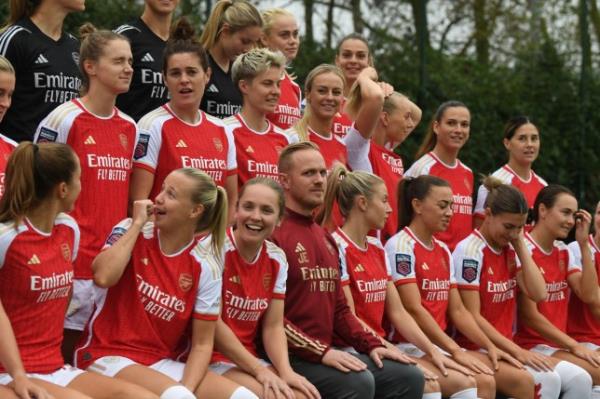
top-left (34, 102), bottom-right (80, 144)
top-left (344, 126), bottom-right (373, 173)
top-left (384, 234), bottom-right (417, 283)
top-left (103, 218), bottom-right (133, 249)
top-left (452, 241), bottom-right (483, 288)
top-left (224, 125), bottom-right (237, 172)
top-left (0, 221), bottom-right (24, 269)
top-left (266, 241), bottom-right (287, 296)
top-left (567, 240), bottom-right (583, 267)
top-left (565, 243), bottom-right (583, 273)
top-left (191, 235), bottom-right (223, 318)
top-left (473, 184), bottom-right (489, 216)
top-left (55, 213), bottom-right (81, 261)
top-left (134, 113), bottom-right (165, 171)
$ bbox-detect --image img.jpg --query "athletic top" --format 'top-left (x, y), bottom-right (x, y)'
top-left (0, 18), bottom-right (81, 142)
top-left (567, 236), bottom-right (600, 345)
top-left (266, 73), bottom-right (301, 129)
top-left (200, 54), bottom-right (242, 119)
top-left (134, 104), bottom-right (237, 199)
top-left (34, 99), bottom-right (137, 279)
top-left (514, 233), bottom-right (581, 349)
top-left (452, 230), bottom-right (519, 349)
top-left (212, 228), bottom-right (287, 363)
top-left (224, 114), bottom-right (295, 187)
top-left (405, 152), bottom-right (474, 251)
top-left (0, 134), bottom-right (17, 197)
top-left (345, 127), bottom-right (404, 242)
top-left (114, 19), bottom-right (169, 121)
top-left (75, 219), bottom-right (222, 369)
top-left (272, 208), bottom-right (383, 363)
top-left (384, 227), bottom-right (455, 341)
top-left (307, 127), bottom-right (347, 168)
top-left (474, 165), bottom-right (547, 220)
top-left (333, 228), bottom-right (391, 338)
top-left (0, 213), bottom-right (79, 373)
top-left (332, 97), bottom-right (352, 139)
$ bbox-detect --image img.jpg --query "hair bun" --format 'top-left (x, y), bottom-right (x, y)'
top-left (170, 17), bottom-right (197, 42)
top-left (79, 22), bottom-right (97, 41)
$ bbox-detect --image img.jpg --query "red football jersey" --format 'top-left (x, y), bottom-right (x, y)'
top-left (212, 228), bottom-right (287, 363)
top-left (266, 73), bottom-right (301, 129)
top-left (224, 114), bottom-right (294, 187)
top-left (405, 152), bottom-right (474, 251)
top-left (307, 127), bottom-right (347, 169)
top-left (345, 127), bottom-right (403, 242)
top-left (332, 97), bottom-right (352, 140)
top-left (333, 228), bottom-right (391, 338)
top-left (75, 219), bottom-right (222, 368)
top-left (384, 227), bottom-right (455, 341)
top-left (34, 99), bottom-right (137, 279)
top-left (567, 236), bottom-right (600, 345)
top-left (0, 134), bottom-right (17, 198)
top-left (0, 214), bottom-right (79, 373)
top-left (134, 104), bottom-right (237, 199)
top-left (453, 230), bottom-right (519, 349)
top-left (514, 233), bottom-right (581, 349)
top-left (474, 165), bottom-right (547, 220)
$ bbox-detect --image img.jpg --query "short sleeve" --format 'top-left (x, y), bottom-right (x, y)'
top-left (102, 218), bottom-right (133, 249)
top-left (344, 126), bottom-right (373, 173)
top-left (337, 242), bottom-right (350, 285)
top-left (452, 243), bottom-right (483, 289)
top-left (473, 184), bottom-right (488, 217)
top-left (34, 108), bottom-right (76, 144)
top-left (56, 213), bottom-right (80, 262)
top-left (566, 245), bottom-right (583, 275)
top-left (224, 126), bottom-right (238, 172)
top-left (567, 241), bottom-right (583, 268)
top-left (133, 119), bottom-right (163, 172)
top-left (383, 253), bottom-right (392, 278)
top-left (385, 237), bottom-right (417, 285)
top-left (193, 257), bottom-right (222, 321)
top-left (272, 254), bottom-right (287, 299)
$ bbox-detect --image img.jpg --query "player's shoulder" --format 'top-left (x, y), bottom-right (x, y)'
top-left (191, 234), bottom-right (224, 276)
top-left (113, 22), bottom-right (142, 37)
top-left (137, 106), bottom-right (172, 131)
top-left (115, 108), bottom-right (137, 127)
top-left (41, 100), bottom-right (83, 130)
top-left (0, 23), bottom-right (32, 55)
top-left (405, 153), bottom-right (436, 177)
top-left (491, 166), bottom-right (514, 183)
top-left (554, 240), bottom-right (569, 252)
top-left (531, 170), bottom-right (548, 186)
top-left (456, 159), bottom-right (473, 173)
top-left (454, 232), bottom-right (485, 258)
top-left (54, 212), bottom-right (78, 231)
top-left (366, 235), bottom-right (385, 252)
top-left (264, 239), bottom-right (287, 263)
top-left (0, 133), bottom-right (17, 149)
top-left (205, 112), bottom-right (225, 127)
top-left (385, 229), bottom-right (415, 253)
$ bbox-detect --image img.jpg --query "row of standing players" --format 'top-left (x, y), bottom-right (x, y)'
top-left (1, 0), bottom-right (599, 398)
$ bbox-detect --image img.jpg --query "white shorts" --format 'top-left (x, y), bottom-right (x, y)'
top-left (530, 344), bottom-right (561, 356)
top-left (0, 365), bottom-right (85, 387)
top-left (64, 279), bottom-right (95, 331)
top-left (209, 359), bottom-right (270, 376)
top-left (395, 343), bottom-right (451, 358)
top-left (581, 342), bottom-right (600, 351)
top-left (88, 356), bottom-right (185, 382)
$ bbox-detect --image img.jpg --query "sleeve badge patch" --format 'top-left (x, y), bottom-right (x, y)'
top-left (37, 127), bottom-right (58, 143)
top-left (395, 253), bottom-right (412, 276)
top-left (462, 259), bottom-right (479, 283)
top-left (106, 227), bottom-right (127, 246)
top-left (134, 133), bottom-right (150, 160)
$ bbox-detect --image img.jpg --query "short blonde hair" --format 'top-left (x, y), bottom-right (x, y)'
top-left (0, 56), bottom-right (15, 74)
top-left (200, 0), bottom-right (263, 50)
top-left (231, 47), bottom-right (286, 85)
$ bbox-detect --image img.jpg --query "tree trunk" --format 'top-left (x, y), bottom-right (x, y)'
top-left (528, 0), bottom-right (543, 51)
top-left (350, 0), bottom-right (363, 34)
top-left (589, 0), bottom-right (600, 46)
top-left (474, 0), bottom-right (489, 65)
top-left (326, 0), bottom-right (335, 49)
top-left (409, 0), bottom-right (429, 107)
top-left (304, 0), bottom-right (315, 45)
top-left (578, 0), bottom-right (592, 200)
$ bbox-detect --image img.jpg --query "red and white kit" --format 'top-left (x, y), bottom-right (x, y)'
top-left (332, 228), bottom-right (391, 337)
top-left (405, 152), bottom-right (474, 251)
top-left (514, 233), bottom-right (581, 349)
top-left (75, 219), bottom-right (222, 369)
top-left (34, 98), bottom-right (137, 280)
top-left (0, 213), bottom-right (79, 373)
top-left (0, 134), bottom-right (17, 198)
top-left (224, 114), bottom-right (295, 187)
top-left (344, 127), bottom-right (404, 242)
top-left (332, 97), bottom-right (352, 140)
top-left (266, 73), bottom-right (301, 129)
top-left (134, 104), bottom-right (237, 199)
top-left (384, 227), bottom-right (455, 342)
top-left (212, 228), bottom-right (287, 363)
top-left (474, 165), bottom-right (547, 221)
top-left (567, 235), bottom-right (600, 346)
top-left (452, 230), bottom-right (519, 349)
top-left (306, 127), bottom-right (347, 169)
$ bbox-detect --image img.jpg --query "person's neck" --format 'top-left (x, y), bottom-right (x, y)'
top-left (169, 102), bottom-right (200, 124)
top-left (507, 159), bottom-right (532, 181)
top-left (343, 80), bottom-right (355, 97)
top-left (372, 124), bottom-right (388, 147)
top-left (408, 220), bottom-right (434, 247)
top-left (81, 90), bottom-right (116, 118)
top-left (529, 226), bottom-right (555, 253)
top-left (308, 117), bottom-right (333, 138)
top-left (31, 6), bottom-right (68, 41)
top-left (285, 198), bottom-right (314, 218)
top-left (341, 215), bottom-right (370, 250)
top-left (478, 222), bottom-right (501, 252)
top-left (432, 145), bottom-right (458, 166)
top-left (209, 45), bottom-right (230, 72)
top-left (158, 225), bottom-right (196, 255)
top-left (233, 229), bottom-right (262, 263)
top-left (240, 106), bottom-right (268, 132)
top-left (26, 201), bottom-right (61, 233)
top-left (141, 10), bottom-right (171, 41)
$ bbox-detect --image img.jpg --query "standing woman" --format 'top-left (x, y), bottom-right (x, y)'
top-left (223, 47), bottom-right (294, 188)
top-left (474, 116), bottom-right (547, 228)
top-left (0, 142), bottom-right (156, 399)
top-left (75, 169), bottom-right (258, 399)
top-left (385, 175), bottom-right (533, 399)
top-left (0, 56), bottom-right (18, 197)
top-left (130, 18), bottom-right (237, 219)
top-left (405, 101), bottom-right (474, 251)
top-left (322, 165), bottom-right (483, 399)
top-left (200, 0), bottom-right (263, 119)
top-left (206, 177), bottom-right (320, 399)
top-left (453, 177), bottom-right (568, 398)
top-left (260, 8), bottom-right (302, 129)
top-left (34, 25), bottom-right (136, 361)
top-left (115, 0), bottom-right (179, 121)
top-left (516, 185), bottom-right (600, 397)
top-left (0, 0), bottom-right (84, 141)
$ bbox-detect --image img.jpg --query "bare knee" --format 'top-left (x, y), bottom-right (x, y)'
top-left (474, 373), bottom-right (496, 399)
top-left (424, 379), bottom-right (441, 393)
top-left (439, 372), bottom-right (476, 396)
top-left (504, 370), bottom-right (535, 398)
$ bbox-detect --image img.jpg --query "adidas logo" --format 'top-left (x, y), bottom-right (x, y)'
top-left (141, 52), bottom-right (154, 62)
top-left (34, 54), bottom-right (49, 64)
top-left (354, 264), bottom-right (365, 273)
top-left (176, 139), bottom-right (187, 148)
top-left (84, 135), bottom-right (96, 145)
top-left (28, 254), bottom-right (41, 265)
top-left (229, 275), bottom-right (241, 284)
top-left (245, 145), bottom-right (254, 153)
top-left (421, 262), bottom-right (429, 270)
top-left (295, 242), bottom-right (306, 253)
top-left (207, 84), bottom-right (219, 93)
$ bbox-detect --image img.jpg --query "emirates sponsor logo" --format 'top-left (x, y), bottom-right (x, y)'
top-left (84, 135), bottom-right (96, 145)
top-left (176, 139), bottom-right (187, 148)
top-left (30, 270), bottom-right (73, 303)
top-left (224, 289), bottom-right (268, 322)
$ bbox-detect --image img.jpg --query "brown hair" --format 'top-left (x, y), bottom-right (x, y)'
top-left (0, 142), bottom-right (78, 225)
top-left (277, 141), bottom-right (321, 174)
top-left (531, 184), bottom-right (575, 223)
top-left (199, 0), bottom-right (263, 50)
top-left (335, 33), bottom-right (374, 67)
top-left (238, 177), bottom-right (285, 218)
top-left (4, 0), bottom-right (40, 27)
top-left (397, 175), bottom-right (450, 229)
top-left (163, 17), bottom-right (209, 73)
top-left (481, 175), bottom-right (528, 216)
top-left (415, 100), bottom-right (468, 159)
